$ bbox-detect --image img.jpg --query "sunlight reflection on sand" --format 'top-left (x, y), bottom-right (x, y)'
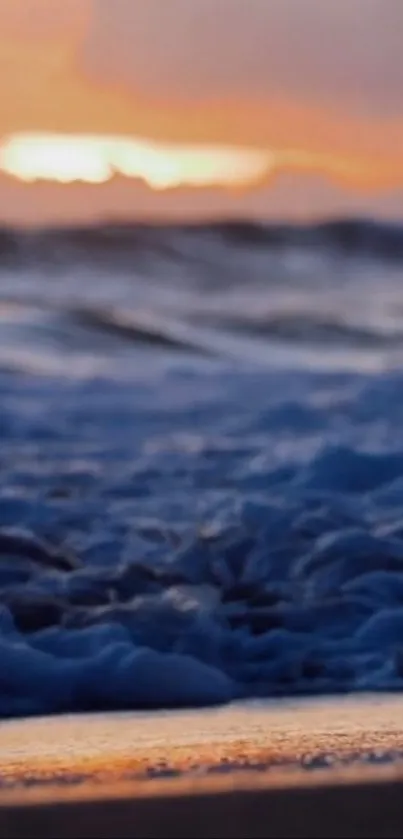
top-left (1, 695), bottom-right (403, 790)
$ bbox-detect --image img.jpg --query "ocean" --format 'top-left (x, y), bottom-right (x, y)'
top-left (2, 217), bottom-right (403, 717)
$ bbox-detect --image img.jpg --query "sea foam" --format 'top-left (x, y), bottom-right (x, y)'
top-left (2, 361), bottom-right (403, 716)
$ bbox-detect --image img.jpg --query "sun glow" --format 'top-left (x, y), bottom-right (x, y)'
top-left (0, 133), bottom-right (272, 190)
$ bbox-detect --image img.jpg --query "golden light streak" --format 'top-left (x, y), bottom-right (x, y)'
top-left (0, 133), bottom-right (272, 190)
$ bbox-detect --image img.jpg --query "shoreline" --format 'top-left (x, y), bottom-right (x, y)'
top-left (2, 695), bottom-right (403, 836)
top-left (1, 694), bottom-right (403, 783)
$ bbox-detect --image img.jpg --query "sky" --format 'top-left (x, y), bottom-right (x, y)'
top-left (0, 0), bottom-right (402, 224)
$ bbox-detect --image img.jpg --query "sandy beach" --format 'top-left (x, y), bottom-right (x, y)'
top-left (1, 695), bottom-right (403, 837)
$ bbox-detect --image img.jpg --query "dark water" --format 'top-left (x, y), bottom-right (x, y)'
top-left (2, 218), bottom-right (403, 717)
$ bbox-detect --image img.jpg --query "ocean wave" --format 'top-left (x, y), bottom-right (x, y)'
top-left (194, 311), bottom-right (403, 349)
top-left (2, 216), bottom-right (403, 717)
top-left (1, 217), bottom-right (403, 269)
top-left (1, 297), bottom-right (400, 378)
top-left (2, 366), bottom-right (403, 715)
top-left (69, 306), bottom-right (219, 356)
top-left (3, 247), bottom-right (403, 376)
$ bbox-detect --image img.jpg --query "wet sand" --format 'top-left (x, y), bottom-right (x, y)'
top-left (1, 694), bottom-right (403, 837)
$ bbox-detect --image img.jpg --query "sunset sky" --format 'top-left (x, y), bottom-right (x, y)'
top-left (0, 0), bottom-right (402, 224)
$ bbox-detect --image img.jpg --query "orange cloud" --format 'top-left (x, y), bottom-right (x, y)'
top-left (85, 1), bottom-right (403, 119)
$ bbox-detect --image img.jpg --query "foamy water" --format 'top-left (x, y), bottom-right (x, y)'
top-left (2, 219), bottom-right (403, 717)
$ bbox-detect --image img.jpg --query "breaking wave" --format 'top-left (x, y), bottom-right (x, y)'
top-left (1, 216), bottom-right (403, 716)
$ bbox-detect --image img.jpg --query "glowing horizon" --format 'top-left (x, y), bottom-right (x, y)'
top-left (2, 133), bottom-right (403, 199)
top-left (0, 133), bottom-right (272, 190)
